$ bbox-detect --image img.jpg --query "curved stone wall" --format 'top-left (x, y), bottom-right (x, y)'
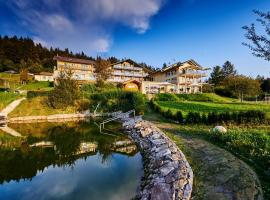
top-left (123, 119), bottom-right (193, 200)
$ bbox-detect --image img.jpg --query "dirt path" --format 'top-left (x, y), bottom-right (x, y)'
top-left (0, 97), bottom-right (26, 115)
top-left (150, 121), bottom-right (263, 200)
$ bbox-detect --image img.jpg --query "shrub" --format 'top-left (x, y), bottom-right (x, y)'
top-left (165, 109), bottom-right (174, 119)
top-left (27, 90), bottom-right (49, 98)
top-left (89, 91), bottom-right (145, 114)
top-left (214, 86), bottom-right (233, 98)
top-left (154, 93), bottom-right (178, 101)
top-left (48, 73), bottom-right (80, 109)
top-left (176, 111), bottom-right (184, 123)
top-left (75, 99), bottom-right (91, 112)
top-left (202, 84), bottom-right (214, 93)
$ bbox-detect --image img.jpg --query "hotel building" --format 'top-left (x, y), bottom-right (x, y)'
top-left (147, 60), bottom-right (207, 94)
top-left (53, 56), bottom-right (96, 83)
top-left (53, 56), bottom-right (207, 94)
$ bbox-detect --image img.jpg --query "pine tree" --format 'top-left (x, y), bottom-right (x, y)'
top-left (222, 61), bottom-right (237, 77)
top-left (209, 66), bottom-right (224, 86)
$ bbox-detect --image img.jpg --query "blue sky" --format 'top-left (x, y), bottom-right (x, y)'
top-left (0, 0), bottom-right (270, 76)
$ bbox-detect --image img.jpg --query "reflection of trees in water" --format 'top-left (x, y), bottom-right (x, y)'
top-left (0, 122), bottom-right (137, 184)
top-left (48, 125), bottom-right (81, 156)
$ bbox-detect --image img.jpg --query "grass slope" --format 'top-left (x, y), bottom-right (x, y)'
top-left (157, 101), bottom-right (270, 117)
top-left (8, 96), bottom-right (76, 117)
top-left (0, 92), bottom-right (21, 111)
top-left (19, 81), bottom-right (53, 91)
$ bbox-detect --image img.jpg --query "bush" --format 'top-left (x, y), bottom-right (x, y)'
top-left (202, 84), bottom-right (214, 93)
top-left (75, 99), bottom-right (91, 112)
top-left (89, 91), bottom-right (145, 114)
top-left (48, 74), bottom-right (80, 109)
top-left (214, 86), bottom-right (233, 98)
top-left (176, 111), bottom-right (184, 123)
top-left (186, 112), bottom-right (201, 124)
top-left (27, 90), bottom-right (49, 98)
top-left (151, 100), bottom-right (267, 125)
top-left (154, 93), bottom-right (178, 101)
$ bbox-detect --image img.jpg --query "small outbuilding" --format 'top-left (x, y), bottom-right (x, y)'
top-left (122, 80), bottom-right (141, 92)
top-left (34, 72), bottom-right (53, 82)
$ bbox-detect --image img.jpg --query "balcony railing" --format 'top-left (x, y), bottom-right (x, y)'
top-left (113, 72), bottom-right (148, 77)
top-left (113, 65), bottom-right (142, 71)
top-left (180, 70), bottom-right (207, 77)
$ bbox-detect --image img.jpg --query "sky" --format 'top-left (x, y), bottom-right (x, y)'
top-left (0, 0), bottom-right (270, 77)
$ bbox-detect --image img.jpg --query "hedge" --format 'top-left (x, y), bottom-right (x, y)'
top-left (27, 90), bottom-right (50, 98)
top-left (150, 100), bottom-right (267, 125)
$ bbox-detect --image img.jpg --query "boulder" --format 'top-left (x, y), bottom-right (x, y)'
top-left (213, 126), bottom-right (227, 133)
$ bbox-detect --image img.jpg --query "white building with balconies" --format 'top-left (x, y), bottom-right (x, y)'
top-left (150, 60), bottom-right (207, 94)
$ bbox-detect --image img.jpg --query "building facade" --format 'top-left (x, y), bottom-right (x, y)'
top-left (53, 56), bottom-right (96, 83)
top-left (109, 59), bottom-right (150, 83)
top-left (53, 56), bottom-right (207, 94)
top-left (34, 72), bottom-right (53, 82)
top-left (149, 60), bottom-right (207, 94)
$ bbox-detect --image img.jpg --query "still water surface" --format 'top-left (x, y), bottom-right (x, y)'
top-left (0, 121), bottom-right (142, 200)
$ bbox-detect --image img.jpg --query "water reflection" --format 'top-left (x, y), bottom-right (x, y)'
top-left (0, 121), bottom-right (142, 200)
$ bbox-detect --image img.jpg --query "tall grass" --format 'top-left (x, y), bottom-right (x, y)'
top-left (0, 92), bottom-right (20, 110)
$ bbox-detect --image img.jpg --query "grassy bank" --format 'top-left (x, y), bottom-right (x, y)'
top-left (154, 93), bottom-right (270, 118)
top-left (8, 96), bottom-right (76, 117)
top-left (157, 101), bottom-right (270, 117)
top-left (19, 81), bottom-right (53, 91)
top-left (0, 92), bottom-right (21, 110)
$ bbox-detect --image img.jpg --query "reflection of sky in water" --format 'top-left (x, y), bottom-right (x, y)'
top-left (0, 153), bottom-right (142, 200)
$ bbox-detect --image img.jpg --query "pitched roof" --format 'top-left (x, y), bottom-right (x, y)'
top-left (159, 59), bottom-right (203, 73)
top-left (35, 72), bottom-right (53, 76)
top-left (112, 59), bottom-right (154, 73)
top-left (112, 59), bottom-right (142, 67)
top-left (53, 56), bottom-right (96, 65)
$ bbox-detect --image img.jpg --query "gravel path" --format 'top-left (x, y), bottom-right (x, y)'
top-left (151, 122), bottom-right (264, 200)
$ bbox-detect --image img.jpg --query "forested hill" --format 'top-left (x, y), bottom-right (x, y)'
top-left (0, 35), bottom-right (157, 73)
top-left (0, 35), bottom-right (95, 73)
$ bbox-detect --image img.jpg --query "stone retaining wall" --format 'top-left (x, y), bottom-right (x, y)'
top-left (123, 118), bottom-right (193, 200)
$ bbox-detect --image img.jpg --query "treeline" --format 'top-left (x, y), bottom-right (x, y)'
top-left (206, 61), bottom-right (270, 101)
top-left (0, 35), bottom-right (95, 73)
top-left (0, 35), bottom-right (156, 74)
top-left (150, 100), bottom-right (267, 125)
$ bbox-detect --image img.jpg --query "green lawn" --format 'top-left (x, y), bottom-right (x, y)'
top-left (19, 81), bottom-right (53, 91)
top-left (157, 101), bottom-right (270, 117)
top-left (8, 96), bottom-right (76, 117)
top-left (0, 92), bottom-right (22, 111)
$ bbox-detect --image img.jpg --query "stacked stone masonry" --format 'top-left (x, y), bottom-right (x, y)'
top-left (123, 118), bottom-right (193, 200)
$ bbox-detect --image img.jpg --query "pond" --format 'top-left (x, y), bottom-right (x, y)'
top-left (0, 121), bottom-right (142, 200)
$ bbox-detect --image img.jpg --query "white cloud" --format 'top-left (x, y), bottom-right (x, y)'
top-left (6, 0), bottom-right (167, 54)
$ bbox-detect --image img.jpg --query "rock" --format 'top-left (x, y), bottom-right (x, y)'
top-left (213, 126), bottom-right (227, 133)
top-left (122, 117), bottom-right (193, 200)
top-left (150, 183), bottom-right (171, 200)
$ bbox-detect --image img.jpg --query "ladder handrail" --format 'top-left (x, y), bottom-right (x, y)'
top-left (99, 109), bottom-right (135, 133)
top-left (102, 110), bottom-right (135, 123)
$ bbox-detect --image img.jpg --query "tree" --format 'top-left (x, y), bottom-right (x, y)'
top-left (95, 58), bottom-right (112, 87)
top-left (162, 63), bottom-right (167, 69)
top-left (260, 78), bottom-right (270, 94)
top-left (209, 66), bottom-right (224, 86)
top-left (48, 71), bottom-right (80, 109)
top-left (222, 75), bottom-right (261, 102)
top-left (222, 61), bottom-right (237, 77)
top-left (243, 10), bottom-right (270, 61)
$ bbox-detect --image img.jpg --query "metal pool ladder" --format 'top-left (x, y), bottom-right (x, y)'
top-left (99, 109), bottom-right (135, 133)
